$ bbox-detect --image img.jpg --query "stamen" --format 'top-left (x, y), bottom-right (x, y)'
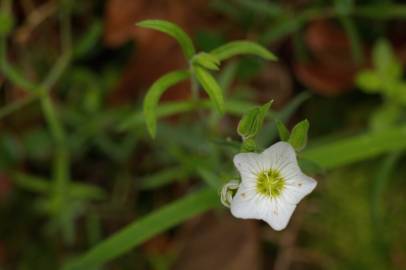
top-left (256, 169), bottom-right (285, 198)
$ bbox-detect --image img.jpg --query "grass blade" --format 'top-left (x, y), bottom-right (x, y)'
top-left (210, 41), bottom-right (277, 62)
top-left (64, 187), bottom-right (219, 270)
top-left (193, 66), bottom-right (225, 114)
top-left (137, 20), bottom-right (196, 59)
top-left (302, 125), bottom-right (406, 169)
top-left (143, 70), bottom-right (190, 138)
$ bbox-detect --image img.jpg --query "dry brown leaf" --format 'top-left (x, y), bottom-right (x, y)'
top-left (305, 20), bottom-right (357, 69)
top-left (293, 20), bottom-right (364, 96)
top-left (294, 62), bottom-right (355, 96)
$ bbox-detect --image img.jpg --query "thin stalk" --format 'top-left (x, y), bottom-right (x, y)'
top-left (0, 94), bottom-right (38, 119)
top-left (190, 67), bottom-right (199, 101)
top-left (189, 65), bottom-right (207, 121)
top-left (38, 5), bottom-right (72, 209)
top-left (0, 0), bottom-right (73, 218)
top-left (40, 6), bottom-right (72, 91)
top-left (0, 36), bottom-right (38, 92)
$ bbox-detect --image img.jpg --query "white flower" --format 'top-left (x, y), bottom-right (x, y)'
top-left (229, 141), bottom-right (317, 231)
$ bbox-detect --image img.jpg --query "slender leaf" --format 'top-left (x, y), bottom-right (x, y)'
top-left (143, 70), bottom-right (190, 138)
top-left (218, 61), bottom-right (238, 93)
top-left (120, 99), bottom-right (256, 131)
top-left (210, 41), bottom-right (277, 62)
top-left (355, 4), bottom-right (406, 19)
top-left (337, 15), bottom-right (363, 64)
top-left (373, 39), bottom-right (401, 80)
top-left (275, 119), bottom-right (290, 141)
top-left (64, 188), bottom-right (219, 270)
top-left (193, 66), bottom-right (225, 114)
top-left (74, 20), bottom-right (102, 59)
top-left (137, 20), bottom-right (195, 59)
top-left (371, 152), bottom-right (401, 225)
top-left (192, 52), bottom-right (220, 71)
top-left (302, 125), bottom-right (406, 169)
top-left (139, 167), bottom-right (189, 190)
top-left (260, 16), bottom-right (305, 44)
top-left (196, 168), bottom-right (222, 190)
top-left (12, 172), bottom-right (106, 200)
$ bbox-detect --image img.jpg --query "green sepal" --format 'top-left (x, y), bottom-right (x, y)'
top-left (240, 138), bottom-right (257, 153)
top-left (237, 100), bottom-right (273, 140)
top-left (288, 119), bottom-right (309, 151)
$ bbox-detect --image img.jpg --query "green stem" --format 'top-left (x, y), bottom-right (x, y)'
top-left (40, 95), bottom-right (69, 194)
top-left (0, 1), bottom-right (72, 214)
top-left (0, 94), bottom-right (38, 119)
top-left (369, 152), bottom-right (401, 267)
top-left (190, 67), bottom-right (199, 100)
top-left (0, 37), bottom-right (38, 92)
top-left (337, 15), bottom-right (364, 64)
top-left (40, 5), bottom-right (72, 91)
top-left (38, 6), bottom-right (73, 205)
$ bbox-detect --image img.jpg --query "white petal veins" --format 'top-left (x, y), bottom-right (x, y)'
top-left (233, 152), bottom-right (264, 183)
top-left (230, 185), bottom-right (266, 220)
top-left (261, 141), bottom-right (297, 171)
top-left (283, 174), bottom-right (317, 204)
top-left (262, 197), bottom-right (296, 231)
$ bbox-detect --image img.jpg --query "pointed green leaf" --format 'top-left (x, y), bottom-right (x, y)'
top-left (302, 124), bottom-right (406, 170)
top-left (192, 52), bottom-right (220, 71)
top-left (373, 39), bottom-right (402, 80)
top-left (288, 119), bottom-right (309, 151)
top-left (337, 16), bottom-right (363, 64)
top-left (210, 41), bottom-right (277, 62)
top-left (193, 66), bottom-right (225, 114)
top-left (137, 20), bottom-right (195, 59)
top-left (143, 70), bottom-right (190, 138)
top-left (356, 70), bottom-right (381, 92)
top-left (275, 119), bottom-right (290, 141)
top-left (237, 100), bottom-right (272, 140)
top-left (63, 188), bottom-right (219, 270)
top-left (139, 167), bottom-right (189, 190)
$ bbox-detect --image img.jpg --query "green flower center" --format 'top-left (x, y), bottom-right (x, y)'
top-left (256, 169), bottom-right (285, 198)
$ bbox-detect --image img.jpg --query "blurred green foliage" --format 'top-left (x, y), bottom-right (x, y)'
top-left (1, 0), bottom-right (406, 270)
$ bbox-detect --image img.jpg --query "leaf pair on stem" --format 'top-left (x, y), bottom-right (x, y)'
top-left (138, 19), bottom-right (277, 138)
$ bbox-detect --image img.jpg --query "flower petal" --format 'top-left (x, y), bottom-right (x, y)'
top-left (262, 198), bottom-right (296, 231)
top-left (230, 185), bottom-right (267, 220)
top-left (233, 152), bottom-right (264, 184)
top-left (283, 174), bottom-right (317, 204)
top-left (261, 141), bottom-right (297, 172)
